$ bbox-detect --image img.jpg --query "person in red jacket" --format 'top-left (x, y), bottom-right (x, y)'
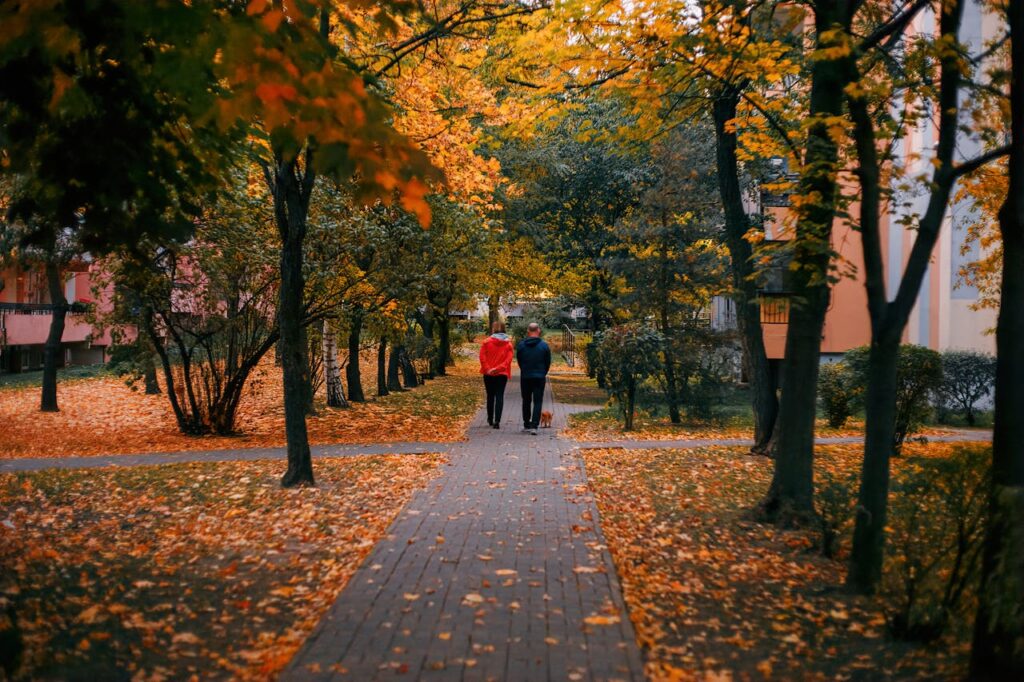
top-left (479, 321), bottom-right (513, 429)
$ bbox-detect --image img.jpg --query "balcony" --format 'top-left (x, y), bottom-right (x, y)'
top-left (0, 303), bottom-right (97, 346)
top-left (758, 293), bottom-right (791, 325)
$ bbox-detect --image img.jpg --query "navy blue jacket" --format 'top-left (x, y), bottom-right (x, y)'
top-left (516, 336), bottom-right (551, 379)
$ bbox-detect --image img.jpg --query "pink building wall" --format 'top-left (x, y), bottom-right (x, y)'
top-left (0, 261), bottom-right (116, 371)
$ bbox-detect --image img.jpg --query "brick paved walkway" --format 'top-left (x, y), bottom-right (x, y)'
top-left (282, 376), bottom-right (645, 681)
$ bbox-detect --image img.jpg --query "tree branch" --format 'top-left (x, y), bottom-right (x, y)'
top-left (859, 0), bottom-right (931, 53)
top-left (952, 144), bottom-right (1011, 179)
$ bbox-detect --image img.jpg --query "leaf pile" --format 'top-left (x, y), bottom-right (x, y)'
top-left (0, 454), bottom-right (444, 680)
top-left (583, 443), bottom-right (986, 680)
top-left (0, 358), bottom-right (482, 459)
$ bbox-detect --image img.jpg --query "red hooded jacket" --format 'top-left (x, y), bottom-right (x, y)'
top-left (479, 333), bottom-right (513, 378)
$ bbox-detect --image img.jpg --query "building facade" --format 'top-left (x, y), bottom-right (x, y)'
top-left (0, 262), bottom-right (115, 373)
top-left (753, 0), bottom-right (999, 363)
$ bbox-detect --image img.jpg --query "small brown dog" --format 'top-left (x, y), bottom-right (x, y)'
top-left (539, 410), bottom-right (553, 428)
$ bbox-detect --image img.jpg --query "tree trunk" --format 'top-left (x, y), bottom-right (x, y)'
top-left (418, 310), bottom-right (436, 379)
top-left (848, 334), bottom-right (900, 593)
top-left (142, 336), bottom-right (161, 395)
top-left (713, 85), bottom-right (778, 454)
top-left (971, 0), bottom-right (1024, 673)
top-left (323, 319), bottom-right (346, 408)
top-left (759, 0), bottom-right (850, 524)
top-left (387, 343), bottom-right (404, 392)
top-left (301, 322), bottom-right (315, 415)
top-left (761, 287), bottom-right (829, 524)
top-left (40, 260), bottom-right (67, 413)
top-left (846, 0), bottom-right (972, 593)
top-left (210, 333), bottom-right (278, 435)
top-left (377, 336), bottom-right (389, 397)
top-left (273, 154), bottom-right (314, 488)
top-left (624, 381), bottom-right (636, 431)
top-left (434, 307), bottom-right (451, 376)
top-left (400, 345), bottom-right (419, 388)
top-left (660, 313), bottom-right (681, 424)
top-left (488, 294), bottom-right (500, 331)
top-left (346, 309), bottom-right (365, 402)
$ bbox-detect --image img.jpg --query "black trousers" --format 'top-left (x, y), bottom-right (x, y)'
top-left (521, 376), bottom-right (546, 428)
top-left (483, 375), bottom-right (508, 424)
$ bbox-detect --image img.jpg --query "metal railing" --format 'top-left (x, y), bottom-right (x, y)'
top-left (758, 293), bottom-right (791, 324)
top-left (0, 302), bottom-right (91, 315)
top-left (562, 325), bottom-right (578, 367)
top-left (561, 325), bottom-right (592, 367)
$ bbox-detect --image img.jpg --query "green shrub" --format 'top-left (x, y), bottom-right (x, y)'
top-left (817, 361), bottom-right (860, 428)
top-left (451, 318), bottom-right (486, 347)
top-left (657, 328), bottom-right (737, 425)
top-left (405, 333), bottom-right (437, 376)
top-left (574, 334), bottom-right (592, 372)
top-left (589, 325), bottom-right (664, 430)
top-left (882, 447), bottom-right (990, 641)
top-left (844, 344), bottom-right (943, 453)
top-left (935, 350), bottom-right (995, 426)
top-left (815, 467), bottom-right (859, 559)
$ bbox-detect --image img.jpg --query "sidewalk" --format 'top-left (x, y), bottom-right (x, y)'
top-left (282, 377), bottom-right (644, 681)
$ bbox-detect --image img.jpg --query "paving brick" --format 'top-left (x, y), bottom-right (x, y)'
top-left (281, 376), bottom-right (644, 681)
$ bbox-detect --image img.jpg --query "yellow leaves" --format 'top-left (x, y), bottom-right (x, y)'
top-left (171, 632), bottom-right (202, 645)
top-left (812, 29), bottom-right (853, 62)
top-left (820, 115), bottom-right (850, 146)
top-left (583, 614), bottom-right (621, 626)
top-left (0, 357), bottom-right (482, 459)
top-left (583, 443), bottom-right (981, 679)
top-left (461, 593), bottom-right (484, 607)
top-left (399, 178), bottom-right (432, 228)
top-left (77, 604), bottom-right (104, 625)
top-left (49, 68), bottom-right (74, 110)
top-left (573, 565), bottom-right (603, 574)
top-left (260, 10), bottom-right (286, 33)
top-left (253, 82), bottom-right (298, 105)
top-left (1, 454), bottom-right (445, 679)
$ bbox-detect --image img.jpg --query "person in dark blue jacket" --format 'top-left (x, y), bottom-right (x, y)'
top-left (516, 322), bottom-right (551, 434)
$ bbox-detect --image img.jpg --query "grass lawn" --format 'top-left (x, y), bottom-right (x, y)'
top-left (561, 380), bottom-right (985, 442)
top-left (0, 454), bottom-right (444, 680)
top-left (0, 358), bottom-right (483, 459)
top-left (548, 374), bottom-right (608, 406)
top-left (0, 364), bottom-right (114, 391)
top-left (584, 441), bottom-right (990, 680)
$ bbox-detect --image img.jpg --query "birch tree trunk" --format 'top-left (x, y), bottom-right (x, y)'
top-left (323, 318), bottom-right (346, 408)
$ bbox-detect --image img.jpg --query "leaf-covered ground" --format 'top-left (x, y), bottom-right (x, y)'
top-left (0, 454), bottom-right (444, 680)
top-left (583, 442), bottom-right (989, 681)
top-left (0, 359), bottom-right (482, 459)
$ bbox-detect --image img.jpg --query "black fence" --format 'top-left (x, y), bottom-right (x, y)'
top-left (0, 302), bottom-right (92, 315)
top-left (758, 294), bottom-right (790, 324)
